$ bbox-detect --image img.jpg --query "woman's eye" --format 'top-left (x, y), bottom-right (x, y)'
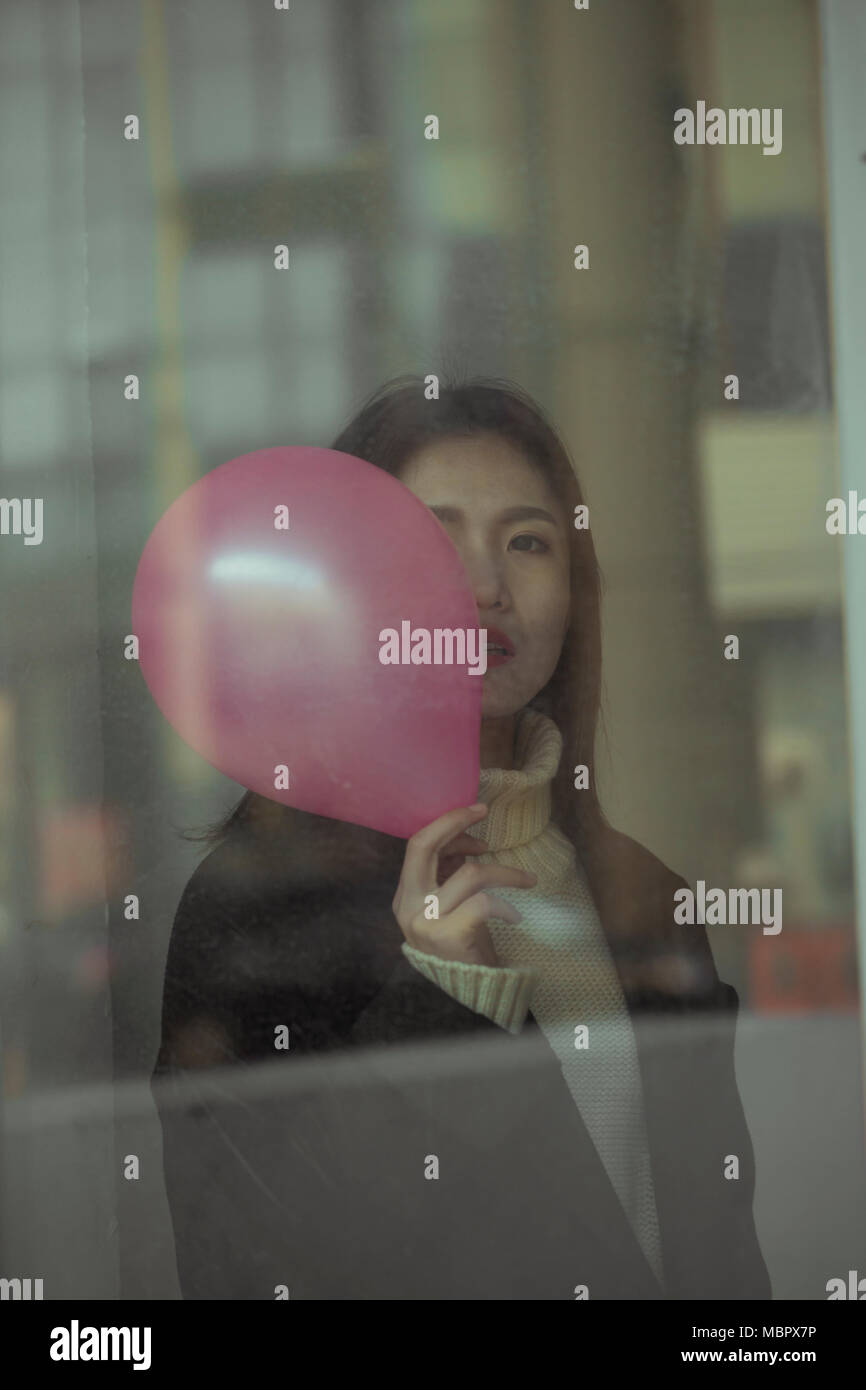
top-left (509, 533), bottom-right (549, 553)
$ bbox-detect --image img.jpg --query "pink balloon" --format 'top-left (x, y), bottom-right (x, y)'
top-left (132, 447), bottom-right (482, 838)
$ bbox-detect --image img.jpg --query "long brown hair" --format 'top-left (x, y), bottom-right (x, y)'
top-left (182, 372), bottom-right (610, 873)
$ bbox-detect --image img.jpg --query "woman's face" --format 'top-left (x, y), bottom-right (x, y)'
top-left (398, 433), bottom-right (572, 718)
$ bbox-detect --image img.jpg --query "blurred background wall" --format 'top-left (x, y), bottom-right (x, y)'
top-left (0, 0), bottom-right (863, 1299)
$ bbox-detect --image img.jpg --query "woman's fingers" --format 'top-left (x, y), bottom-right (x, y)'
top-left (439, 831), bottom-right (490, 857)
top-left (393, 803), bottom-right (537, 968)
top-left (434, 862), bottom-right (536, 918)
top-left (398, 804), bottom-right (489, 906)
top-left (435, 830), bottom-right (490, 884)
top-left (412, 892), bottom-right (523, 965)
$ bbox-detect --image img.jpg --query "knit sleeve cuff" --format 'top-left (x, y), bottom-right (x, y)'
top-left (400, 942), bottom-right (538, 1035)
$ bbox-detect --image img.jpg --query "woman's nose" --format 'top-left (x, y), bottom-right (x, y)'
top-left (452, 536), bottom-right (510, 609)
top-left (466, 560), bottom-right (509, 611)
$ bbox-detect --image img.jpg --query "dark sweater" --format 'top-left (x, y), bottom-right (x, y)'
top-left (151, 815), bottom-right (772, 1301)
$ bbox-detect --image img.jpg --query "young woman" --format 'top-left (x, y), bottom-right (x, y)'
top-left (151, 375), bottom-right (771, 1301)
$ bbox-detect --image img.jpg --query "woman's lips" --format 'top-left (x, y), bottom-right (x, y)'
top-left (484, 625), bottom-right (516, 666)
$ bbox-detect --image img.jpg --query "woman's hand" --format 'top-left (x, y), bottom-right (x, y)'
top-left (391, 803), bottom-right (537, 967)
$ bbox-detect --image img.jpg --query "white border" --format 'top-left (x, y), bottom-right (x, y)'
top-left (820, 0), bottom-right (866, 1052)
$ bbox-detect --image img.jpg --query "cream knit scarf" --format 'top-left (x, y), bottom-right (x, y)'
top-left (462, 704), bottom-right (666, 1287)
